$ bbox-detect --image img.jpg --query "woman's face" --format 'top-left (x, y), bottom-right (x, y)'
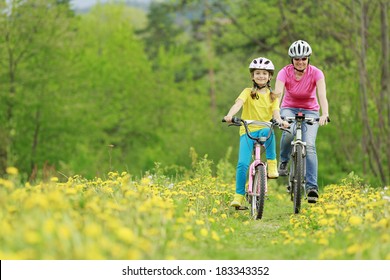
top-left (293, 57), bottom-right (309, 71)
top-left (252, 69), bottom-right (270, 86)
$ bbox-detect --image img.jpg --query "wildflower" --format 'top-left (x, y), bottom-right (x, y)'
top-left (116, 227), bottom-right (135, 244)
top-left (6, 167), bottom-right (18, 175)
top-left (200, 228), bottom-right (208, 237)
top-left (348, 216), bottom-right (363, 226)
top-left (50, 177), bottom-right (59, 182)
top-left (211, 231), bottom-right (220, 242)
top-left (211, 208), bottom-right (218, 214)
top-left (221, 214), bottom-right (227, 219)
top-left (184, 231), bottom-right (197, 242)
top-left (346, 244), bottom-right (362, 254)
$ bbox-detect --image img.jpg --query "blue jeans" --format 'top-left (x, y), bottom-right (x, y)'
top-left (235, 128), bottom-right (276, 195)
top-left (280, 108), bottom-right (319, 190)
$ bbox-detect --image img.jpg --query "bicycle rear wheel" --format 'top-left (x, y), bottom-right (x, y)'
top-left (251, 165), bottom-right (267, 219)
top-left (292, 145), bottom-right (304, 214)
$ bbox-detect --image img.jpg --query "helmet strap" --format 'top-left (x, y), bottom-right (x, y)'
top-left (291, 58), bottom-right (310, 73)
top-left (253, 80), bottom-right (267, 90)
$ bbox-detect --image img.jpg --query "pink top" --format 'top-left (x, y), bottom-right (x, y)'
top-left (277, 64), bottom-right (324, 111)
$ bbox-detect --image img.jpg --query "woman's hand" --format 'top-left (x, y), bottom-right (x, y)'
top-left (319, 115), bottom-right (329, 126)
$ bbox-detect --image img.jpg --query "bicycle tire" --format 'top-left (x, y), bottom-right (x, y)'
top-left (292, 145), bottom-right (304, 214)
top-left (252, 165), bottom-right (267, 220)
top-left (257, 165), bottom-right (267, 219)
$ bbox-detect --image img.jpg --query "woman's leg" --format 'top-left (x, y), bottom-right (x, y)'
top-left (302, 110), bottom-right (320, 190)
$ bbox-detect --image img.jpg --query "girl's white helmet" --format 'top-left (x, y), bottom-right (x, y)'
top-left (288, 40), bottom-right (312, 58)
top-left (249, 57), bottom-right (275, 74)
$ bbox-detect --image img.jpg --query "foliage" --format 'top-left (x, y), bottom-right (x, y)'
top-left (0, 0), bottom-right (388, 187)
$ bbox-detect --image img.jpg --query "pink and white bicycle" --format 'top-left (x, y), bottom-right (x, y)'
top-left (223, 117), bottom-right (278, 220)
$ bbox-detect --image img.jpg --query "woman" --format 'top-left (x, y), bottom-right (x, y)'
top-left (275, 40), bottom-right (329, 203)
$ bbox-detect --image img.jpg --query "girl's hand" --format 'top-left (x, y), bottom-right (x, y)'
top-left (319, 115), bottom-right (329, 126)
top-left (224, 116), bottom-right (233, 123)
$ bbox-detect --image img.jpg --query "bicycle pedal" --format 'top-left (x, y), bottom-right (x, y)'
top-left (235, 206), bottom-right (249, 210)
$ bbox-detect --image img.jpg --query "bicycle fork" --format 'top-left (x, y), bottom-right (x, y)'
top-left (289, 141), bottom-right (307, 199)
top-left (247, 142), bottom-right (267, 196)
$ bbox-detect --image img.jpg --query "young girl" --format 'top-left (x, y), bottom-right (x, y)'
top-left (224, 57), bottom-right (289, 208)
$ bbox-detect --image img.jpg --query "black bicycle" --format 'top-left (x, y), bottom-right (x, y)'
top-left (282, 112), bottom-right (330, 214)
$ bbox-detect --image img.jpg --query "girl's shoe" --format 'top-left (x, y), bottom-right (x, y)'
top-left (267, 159), bottom-right (279, 178)
top-left (230, 194), bottom-right (245, 207)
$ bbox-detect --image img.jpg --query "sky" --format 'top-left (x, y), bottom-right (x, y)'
top-left (69, 0), bottom-right (153, 10)
top-left (69, 0), bottom-right (110, 9)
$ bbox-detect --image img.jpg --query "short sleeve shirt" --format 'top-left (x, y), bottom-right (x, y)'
top-left (277, 64), bottom-right (324, 111)
top-left (237, 88), bottom-right (279, 136)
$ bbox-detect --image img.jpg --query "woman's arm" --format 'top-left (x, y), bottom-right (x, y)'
top-left (316, 78), bottom-right (329, 126)
top-left (274, 79), bottom-right (285, 106)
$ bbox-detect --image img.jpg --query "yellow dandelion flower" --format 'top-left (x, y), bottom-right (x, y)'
top-left (375, 218), bottom-right (388, 229)
top-left (84, 223), bottom-right (102, 238)
top-left (318, 238), bottom-right (329, 246)
top-left (24, 231), bottom-right (41, 244)
top-left (215, 200), bottom-right (221, 205)
top-left (195, 219), bottom-right (205, 225)
top-left (211, 231), bottom-right (220, 242)
top-left (50, 177), bottom-right (59, 182)
top-left (346, 244), bottom-right (362, 254)
top-left (318, 218), bottom-right (328, 226)
top-left (221, 214), bottom-right (227, 219)
top-left (184, 231), bottom-right (197, 242)
top-left (349, 216), bottom-right (363, 226)
top-left (116, 227), bottom-right (135, 244)
top-left (6, 166), bottom-right (18, 175)
top-left (211, 208), bottom-right (218, 214)
top-left (200, 228), bottom-right (208, 237)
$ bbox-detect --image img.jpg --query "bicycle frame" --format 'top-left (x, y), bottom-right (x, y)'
top-left (247, 136), bottom-right (267, 196)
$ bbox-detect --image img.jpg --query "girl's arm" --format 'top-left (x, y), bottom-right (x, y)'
top-left (224, 99), bottom-right (244, 122)
top-left (316, 78), bottom-right (329, 126)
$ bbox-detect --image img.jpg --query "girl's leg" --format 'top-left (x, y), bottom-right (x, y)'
top-left (260, 128), bottom-right (276, 160)
top-left (235, 134), bottom-right (254, 195)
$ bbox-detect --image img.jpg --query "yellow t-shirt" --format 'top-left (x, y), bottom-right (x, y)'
top-left (237, 88), bottom-right (279, 136)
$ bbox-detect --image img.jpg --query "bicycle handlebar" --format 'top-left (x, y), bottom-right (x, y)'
top-left (222, 117), bottom-right (280, 142)
top-left (281, 115), bottom-right (331, 125)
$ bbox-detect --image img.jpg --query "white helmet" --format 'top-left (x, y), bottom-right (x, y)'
top-left (249, 57), bottom-right (275, 74)
top-left (288, 40), bottom-right (312, 58)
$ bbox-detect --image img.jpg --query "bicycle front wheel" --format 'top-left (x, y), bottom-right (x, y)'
top-left (292, 145), bottom-right (304, 214)
top-left (252, 165), bottom-right (267, 220)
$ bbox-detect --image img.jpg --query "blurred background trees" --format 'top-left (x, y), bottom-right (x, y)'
top-left (0, 0), bottom-right (388, 186)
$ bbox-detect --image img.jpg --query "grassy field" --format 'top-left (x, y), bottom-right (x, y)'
top-left (0, 164), bottom-right (389, 260)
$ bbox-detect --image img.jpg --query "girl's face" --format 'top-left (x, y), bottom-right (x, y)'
top-left (293, 57), bottom-right (308, 71)
top-left (252, 69), bottom-right (270, 86)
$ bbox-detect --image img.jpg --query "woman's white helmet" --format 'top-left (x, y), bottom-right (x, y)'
top-left (249, 57), bottom-right (275, 74)
top-left (288, 40), bottom-right (312, 58)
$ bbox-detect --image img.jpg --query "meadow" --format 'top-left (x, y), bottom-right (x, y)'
top-left (0, 159), bottom-right (389, 260)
